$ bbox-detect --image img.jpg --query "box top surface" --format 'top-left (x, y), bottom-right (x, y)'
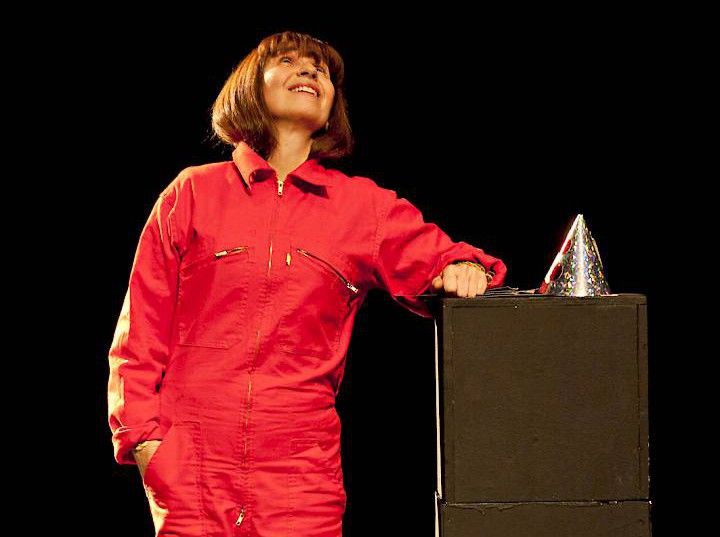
top-left (424, 292), bottom-right (647, 309)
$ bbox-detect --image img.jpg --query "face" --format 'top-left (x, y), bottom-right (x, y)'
top-left (262, 49), bottom-right (335, 134)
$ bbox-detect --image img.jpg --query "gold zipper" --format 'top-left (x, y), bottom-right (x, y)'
top-left (214, 245), bottom-right (249, 259)
top-left (181, 245), bottom-right (248, 272)
top-left (289, 248), bottom-right (359, 294)
top-left (237, 177), bottom-right (283, 526)
top-left (235, 506), bottom-right (245, 526)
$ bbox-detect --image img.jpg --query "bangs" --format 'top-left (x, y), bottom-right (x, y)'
top-left (260, 31), bottom-right (344, 83)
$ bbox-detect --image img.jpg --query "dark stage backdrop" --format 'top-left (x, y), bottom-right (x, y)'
top-left (45, 16), bottom-right (686, 536)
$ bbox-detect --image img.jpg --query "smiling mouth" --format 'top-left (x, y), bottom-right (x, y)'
top-left (288, 86), bottom-right (319, 98)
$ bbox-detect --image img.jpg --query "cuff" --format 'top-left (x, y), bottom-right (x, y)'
top-left (112, 421), bottom-right (164, 465)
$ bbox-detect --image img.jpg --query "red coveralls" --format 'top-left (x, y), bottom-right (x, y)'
top-left (108, 141), bottom-right (507, 536)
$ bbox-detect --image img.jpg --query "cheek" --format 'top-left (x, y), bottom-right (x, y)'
top-left (325, 87), bottom-right (336, 108)
top-left (261, 85), bottom-right (274, 112)
top-left (263, 68), bottom-right (275, 85)
top-left (263, 70), bottom-right (283, 97)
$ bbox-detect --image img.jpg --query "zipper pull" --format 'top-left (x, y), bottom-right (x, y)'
top-left (215, 246), bottom-right (247, 258)
top-left (345, 281), bottom-right (359, 293)
top-left (235, 507), bottom-right (246, 526)
top-left (286, 251), bottom-right (292, 266)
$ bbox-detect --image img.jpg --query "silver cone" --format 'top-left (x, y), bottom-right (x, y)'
top-left (538, 214), bottom-right (611, 296)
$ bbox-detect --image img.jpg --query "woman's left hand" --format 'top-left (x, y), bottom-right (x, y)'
top-left (431, 262), bottom-right (489, 298)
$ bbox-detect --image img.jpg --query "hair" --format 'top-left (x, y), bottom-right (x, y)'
top-left (211, 31), bottom-right (354, 161)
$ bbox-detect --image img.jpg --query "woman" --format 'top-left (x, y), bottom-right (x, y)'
top-left (108, 31), bottom-right (507, 537)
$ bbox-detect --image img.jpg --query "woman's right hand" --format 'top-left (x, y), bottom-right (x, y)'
top-left (132, 440), bottom-right (162, 480)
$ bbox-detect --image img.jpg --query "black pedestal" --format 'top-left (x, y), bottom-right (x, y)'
top-left (429, 294), bottom-right (651, 537)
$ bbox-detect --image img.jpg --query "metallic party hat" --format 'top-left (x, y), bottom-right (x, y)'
top-left (538, 214), bottom-right (611, 296)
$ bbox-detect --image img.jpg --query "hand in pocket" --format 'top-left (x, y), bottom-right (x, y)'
top-left (133, 440), bottom-right (163, 481)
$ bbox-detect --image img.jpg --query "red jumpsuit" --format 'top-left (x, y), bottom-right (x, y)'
top-left (108, 141), bottom-right (507, 536)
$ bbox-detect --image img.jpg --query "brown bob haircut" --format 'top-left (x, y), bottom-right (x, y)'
top-left (211, 31), bottom-right (354, 161)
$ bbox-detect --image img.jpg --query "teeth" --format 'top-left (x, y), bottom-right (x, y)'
top-left (290, 86), bottom-right (318, 97)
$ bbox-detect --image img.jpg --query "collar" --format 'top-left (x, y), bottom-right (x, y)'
top-left (232, 141), bottom-right (335, 191)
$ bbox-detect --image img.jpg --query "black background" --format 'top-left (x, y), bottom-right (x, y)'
top-left (32, 11), bottom-right (694, 536)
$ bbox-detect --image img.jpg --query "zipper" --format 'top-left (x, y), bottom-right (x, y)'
top-left (235, 506), bottom-right (245, 526)
top-left (237, 175), bottom-right (284, 528)
top-left (181, 245), bottom-right (248, 272)
top-left (214, 246), bottom-right (249, 259)
top-left (287, 248), bottom-right (359, 294)
top-left (245, 327), bottom-right (260, 465)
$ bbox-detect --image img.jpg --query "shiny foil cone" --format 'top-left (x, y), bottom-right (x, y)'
top-left (538, 214), bottom-right (611, 296)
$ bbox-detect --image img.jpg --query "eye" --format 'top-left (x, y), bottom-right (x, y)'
top-left (280, 56), bottom-right (293, 64)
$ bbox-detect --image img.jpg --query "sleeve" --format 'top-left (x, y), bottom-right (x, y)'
top-left (370, 189), bottom-right (508, 319)
top-left (107, 185), bottom-right (188, 465)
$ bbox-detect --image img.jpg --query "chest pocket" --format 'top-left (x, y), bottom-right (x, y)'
top-left (175, 242), bottom-right (254, 349)
top-left (275, 239), bottom-right (361, 358)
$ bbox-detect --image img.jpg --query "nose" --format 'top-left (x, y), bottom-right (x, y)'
top-left (297, 59), bottom-right (319, 78)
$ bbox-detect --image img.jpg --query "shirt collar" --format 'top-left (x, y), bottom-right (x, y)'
top-left (231, 141), bottom-right (335, 191)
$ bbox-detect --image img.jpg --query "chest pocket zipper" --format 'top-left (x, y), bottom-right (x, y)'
top-left (288, 248), bottom-right (359, 294)
top-left (215, 245), bottom-right (249, 258)
top-left (181, 245), bottom-right (249, 273)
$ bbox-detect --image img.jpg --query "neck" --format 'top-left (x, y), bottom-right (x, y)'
top-left (267, 124), bottom-right (314, 183)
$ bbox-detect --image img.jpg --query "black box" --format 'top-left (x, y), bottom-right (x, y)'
top-left (427, 294), bottom-right (651, 536)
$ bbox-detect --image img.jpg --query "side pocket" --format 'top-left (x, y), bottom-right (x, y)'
top-left (141, 420), bottom-right (204, 534)
top-left (142, 421), bottom-right (202, 498)
top-left (288, 435), bottom-right (343, 485)
top-left (287, 434), bottom-right (346, 535)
